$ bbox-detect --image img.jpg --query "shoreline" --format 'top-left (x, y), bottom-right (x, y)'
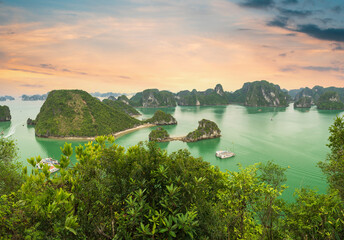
top-left (36, 123), bottom-right (156, 141)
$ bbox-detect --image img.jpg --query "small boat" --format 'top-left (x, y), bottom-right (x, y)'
top-left (216, 150), bottom-right (235, 159)
top-left (36, 158), bottom-right (60, 173)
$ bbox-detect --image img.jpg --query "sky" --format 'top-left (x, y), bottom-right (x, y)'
top-left (0, 0), bottom-right (343, 95)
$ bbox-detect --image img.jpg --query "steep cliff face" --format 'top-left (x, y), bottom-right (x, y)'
top-left (176, 84), bottom-right (228, 106)
top-left (145, 110), bottom-right (177, 125)
top-left (183, 119), bottom-right (221, 142)
top-left (317, 91), bottom-right (344, 110)
top-left (294, 96), bottom-right (312, 108)
top-left (241, 81), bottom-right (289, 107)
top-left (293, 86), bottom-right (344, 110)
top-left (0, 105), bottom-right (11, 122)
top-left (130, 89), bottom-right (176, 107)
top-left (228, 80), bottom-right (290, 107)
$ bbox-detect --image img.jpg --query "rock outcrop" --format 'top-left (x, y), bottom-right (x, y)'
top-left (27, 118), bottom-right (36, 126)
top-left (294, 96), bottom-right (312, 108)
top-left (130, 89), bottom-right (176, 107)
top-left (0, 105), bottom-right (11, 122)
top-left (317, 91), bottom-right (344, 110)
top-left (183, 119), bottom-right (221, 142)
top-left (145, 110), bottom-right (177, 125)
top-left (228, 80), bottom-right (290, 107)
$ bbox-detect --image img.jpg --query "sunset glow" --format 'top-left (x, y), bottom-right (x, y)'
top-left (0, 0), bottom-right (343, 95)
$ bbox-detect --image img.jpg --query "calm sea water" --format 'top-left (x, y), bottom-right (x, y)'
top-left (1, 99), bottom-right (343, 201)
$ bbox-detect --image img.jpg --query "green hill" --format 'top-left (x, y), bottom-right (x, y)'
top-left (130, 89), bottom-right (176, 107)
top-left (317, 91), bottom-right (344, 110)
top-left (228, 80), bottom-right (290, 107)
top-left (0, 105), bottom-right (11, 122)
top-left (103, 98), bottom-right (141, 116)
top-left (144, 110), bottom-right (177, 125)
top-left (184, 119), bottom-right (221, 142)
top-left (176, 84), bottom-right (229, 106)
top-left (34, 90), bottom-right (141, 137)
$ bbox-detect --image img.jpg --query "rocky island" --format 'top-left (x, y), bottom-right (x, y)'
top-left (144, 110), bottom-right (177, 125)
top-left (130, 89), bottom-right (176, 107)
top-left (0, 105), bottom-right (11, 122)
top-left (292, 86), bottom-right (344, 110)
top-left (183, 119), bottom-right (221, 142)
top-left (22, 94), bottom-right (47, 101)
top-left (317, 91), bottom-right (344, 110)
top-left (294, 96), bottom-right (312, 108)
top-left (33, 90), bottom-right (141, 138)
top-left (148, 119), bottom-right (221, 142)
top-left (0, 96), bottom-right (15, 101)
top-left (228, 80), bottom-right (290, 107)
top-left (149, 127), bottom-right (170, 142)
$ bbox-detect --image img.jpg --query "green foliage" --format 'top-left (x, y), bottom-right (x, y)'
top-left (145, 110), bottom-right (177, 125)
top-left (103, 98), bottom-right (141, 116)
top-left (319, 116), bottom-right (344, 200)
top-left (228, 80), bottom-right (290, 107)
top-left (0, 137), bottom-right (23, 196)
top-left (294, 96), bottom-right (312, 108)
top-left (185, 119), bottom-right (221, 142)
top-left (0, 105), bottom-right (11, 121)
top-left (284, 188), bottom-right (344, 239)
top-left (130, 89), bottom-right (177, 107)
top-left (317, 91), bottom-right (344, 110)
top-left (1, 115), bottom-right (344, 239)
top-left (149, 127), bottom-right (170, 141)
top-left (34, 90), bottom-right (141, 137)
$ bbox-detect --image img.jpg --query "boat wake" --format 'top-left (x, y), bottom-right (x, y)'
top-left (4, 123), bottom-right (21, 138)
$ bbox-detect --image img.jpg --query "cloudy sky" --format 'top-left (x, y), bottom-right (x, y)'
top-left (0, 0), bottom-right (343, 95)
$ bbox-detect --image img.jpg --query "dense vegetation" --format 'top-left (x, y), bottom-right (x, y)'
top-left (0, 105), bottom-right (11, 122)
top-left (1, 116), bottom-right (344, 239)
top-left (228, 80), bottom-right (290, 107)
top-left (176, 84), bottom-right (229, 106)
top-left (102, 98), bottom-right (141, 116)
top-left (130, 89), bottom-right (176, 107)
top-left (294, 96), bottom-right (312, 108)
top-left (144, 110), bottom-right (177, 125)
top-left (184, 119), bottom-right (221, 142)
top-left (34, 90), bottom-right (141, 137)
top-left (149, 127), bottom-right (170, 141)
top-left (317, 91), bottom-right (344, 110)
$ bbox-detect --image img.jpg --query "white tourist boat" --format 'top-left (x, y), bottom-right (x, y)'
top-left (215, 150), bottom-right (235, 159)
top-left (36, 158), bottom-right (60, 173)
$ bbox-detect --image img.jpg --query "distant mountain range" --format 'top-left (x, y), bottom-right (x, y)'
top-left (21, 94), bottom-right (47, 101)
top-left (125, 81), bottom-right (344, 110)
top-left (0, 96), bottom-right (15, 101)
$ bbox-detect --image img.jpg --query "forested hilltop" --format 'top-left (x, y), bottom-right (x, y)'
top-left (292, 86), bottom-right (344, 110)
top-left (1, 116), bottom-right (344, 239)
top-left (34, 90), bottom-right (141, 137)
top-left (127, 81), bottom-right (292, 108)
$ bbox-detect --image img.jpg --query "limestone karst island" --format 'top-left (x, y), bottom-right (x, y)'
top-left (1, 0), bottom-right (344, 239)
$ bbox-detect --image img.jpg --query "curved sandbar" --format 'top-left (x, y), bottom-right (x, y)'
top-left (36, 123), bottom-right (156, 141)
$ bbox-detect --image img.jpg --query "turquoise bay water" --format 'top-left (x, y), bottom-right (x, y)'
top-left (1, 100), bottom-right (343, 200)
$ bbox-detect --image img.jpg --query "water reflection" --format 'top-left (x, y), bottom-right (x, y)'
top-left (316, 109), bottom-right (344, 115)
top-left (245, 106), bottom-right (287, 114)
top-left (294, 108), bottom-right (311, 113)
top-left (35, 137), bottom-right (86, 164)
top-left (186, 137), bottom-right (221, 158)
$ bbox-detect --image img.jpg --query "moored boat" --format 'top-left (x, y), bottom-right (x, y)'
top-left (36, 158), bottom-right (60, 173)
top-left (215, 150), bottom-right (235, 159)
